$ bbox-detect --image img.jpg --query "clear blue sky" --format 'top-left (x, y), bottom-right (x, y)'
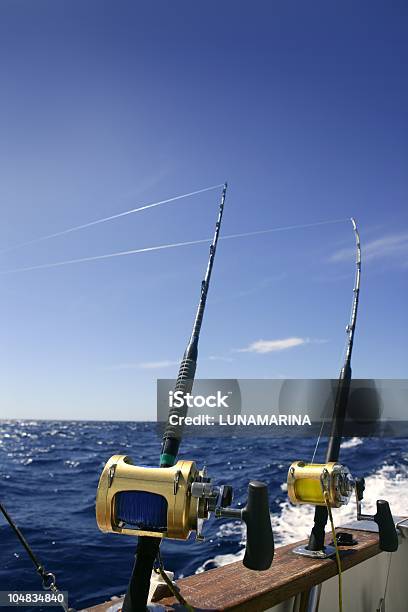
top-left (0, 1), bottom-right (407, 420)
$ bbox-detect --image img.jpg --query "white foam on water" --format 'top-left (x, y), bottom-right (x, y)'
top-left (195, 462), bottom-right (408, 573)
top-left (216, 522), bottom-right (244, 538)
top-left (340, 437), bottom-right (363, 449)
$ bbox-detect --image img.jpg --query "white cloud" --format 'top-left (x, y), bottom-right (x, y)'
top-left (109, 339), bottom-right (325, 370)
top-left (237, 337), bottom-right (309, 354)
top-left (331, 232), bottom-right (408, 264)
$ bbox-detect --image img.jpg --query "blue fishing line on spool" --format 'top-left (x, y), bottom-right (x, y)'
top-left (115, 491), bottom-right (168, 530)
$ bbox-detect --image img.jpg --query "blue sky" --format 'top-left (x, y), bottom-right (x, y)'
top-left (0, 1), bottom-right (407, 420)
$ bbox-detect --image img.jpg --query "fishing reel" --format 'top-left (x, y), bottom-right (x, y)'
top-left (287, 461), bottom-right (354, 508)
top-left (287, 461), bottom-right (398, 555)
top-left (96, 455), bottom-right (274, 570)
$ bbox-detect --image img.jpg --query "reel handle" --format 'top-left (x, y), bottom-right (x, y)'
top-left (355, 478), bottom-right (398, 552)
top-left (242, 481), bottom-right (274, 571)
top-left (374, 500), bottom-right (398, 552)
top-left (217, 480), bottom-right (274, 570)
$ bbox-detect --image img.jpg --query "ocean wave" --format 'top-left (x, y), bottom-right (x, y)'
top-left (1, 421), bottom-right (407, 609)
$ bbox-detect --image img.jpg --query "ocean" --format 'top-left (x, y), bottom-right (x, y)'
top-left (0, 421), bottom-right (407, 610)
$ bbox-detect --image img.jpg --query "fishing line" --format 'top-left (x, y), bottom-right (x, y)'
top-left (0, 218), bottom-right (347, 275)
top-left (324, 492), bottom-right (343, 612)
top-left (0, 184), bottom-right (224, 254)
top-left (310, 419), bottom-right (326, 464)
top-left (154, 551), bottom-right (195, 612)
top-left (219, 218), bottom-right (346, 242)
top-left (378, 553), bottom-right (392, 611)
top-left (311, 332), bottom-right (351, 464)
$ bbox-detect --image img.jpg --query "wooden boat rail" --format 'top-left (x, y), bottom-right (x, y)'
top-left (84, 526), bottom-right (392, 611)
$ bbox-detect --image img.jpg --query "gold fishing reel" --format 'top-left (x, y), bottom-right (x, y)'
top-left (287, 461), bottom-right (354, 508)
top-left (96, 454), bottom-right (275, 570)
top-left (287, 460), bottom-right (399, 555)
top-left (96, 455), bottom-right (222, 539)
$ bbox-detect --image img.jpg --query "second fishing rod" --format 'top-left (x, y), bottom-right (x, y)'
top-left (285, 219), bottom-right (399, 612)
top-left (123, 183), bottom-right (227, 611)
top-left (95, 183), bottom-right (274, 611)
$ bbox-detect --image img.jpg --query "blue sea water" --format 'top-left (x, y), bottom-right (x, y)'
top-left (0, 421), bottom-right (407, 610)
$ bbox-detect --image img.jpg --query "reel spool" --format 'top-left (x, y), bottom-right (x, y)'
top-left (287, 461), bottom-right (353, 508)
top-left (96, 454), bottom-right (275, 570)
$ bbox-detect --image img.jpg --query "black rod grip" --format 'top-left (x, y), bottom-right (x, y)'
top-left (122, 536), bottom-right (160, 612)
top-left (374, 500), bottom-right (398, 552)
top-left (242, 481), bottom-right (274, 570)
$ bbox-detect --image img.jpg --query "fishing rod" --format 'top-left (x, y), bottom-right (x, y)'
top-left (0, 501), bottom-right (71, 611)
top-left (306, 217), bottom-right (361, 554)
top-left (158, 183), bottom-right (228, 468)
top-left (285, 219), bottom-right (398, 611)
top-left (95, 183), bottom-right (274, 611)
top-left (124, 182), bottom-right (228, 611)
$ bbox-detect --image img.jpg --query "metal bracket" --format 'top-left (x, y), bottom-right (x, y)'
top-left (293, 544), bottom-right (336, 559)
top-left (173, 470), bottom-right (181, 495)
